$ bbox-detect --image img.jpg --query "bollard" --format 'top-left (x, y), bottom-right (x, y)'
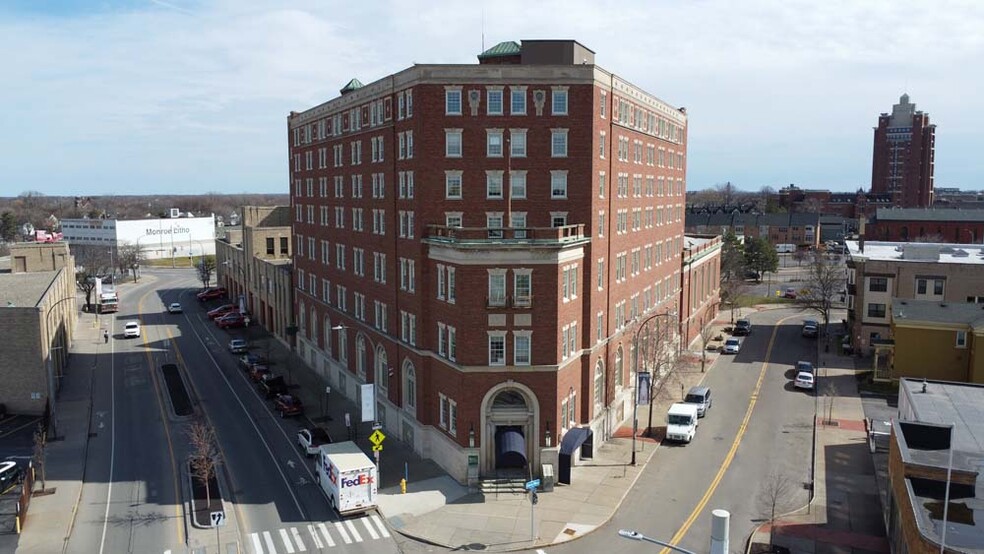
top-left (710, 509), bottom-right (729, 554)
top-left (400, 478), bottom-right (407, 494)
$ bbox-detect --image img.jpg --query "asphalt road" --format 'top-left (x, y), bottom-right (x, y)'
top-left (549, 307), bottom-right (819, 554)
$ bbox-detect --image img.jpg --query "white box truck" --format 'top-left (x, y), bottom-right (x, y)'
top-left (665, 403), bottom-right (699, 443)
top-left (315, 441), bottom-right (377, 516)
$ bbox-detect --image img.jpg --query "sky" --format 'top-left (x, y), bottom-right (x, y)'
top-left (1, 0), bottom-right (982, 197)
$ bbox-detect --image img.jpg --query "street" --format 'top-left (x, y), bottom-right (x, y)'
top-left (62, 269), bottom-right (397, 554)
top-left (549, 307), bottom-right (819, 554)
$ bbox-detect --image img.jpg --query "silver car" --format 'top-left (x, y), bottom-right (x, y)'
top-left (724, 338), bottom-right (741, 354)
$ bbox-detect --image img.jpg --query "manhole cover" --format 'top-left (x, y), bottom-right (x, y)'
top-left (563, 528), bottom-right (577, 536)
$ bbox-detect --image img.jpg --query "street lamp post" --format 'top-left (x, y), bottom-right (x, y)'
top-left (618, 529), bottom-right (698, 554)
top-left (631, 311), bottom-right (677, 465)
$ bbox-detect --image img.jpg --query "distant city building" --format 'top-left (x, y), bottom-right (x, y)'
top-left (865, 208), bottom-right (984, 243)
top-left (60, 212), bottom-right (216, 261)
top-left (769, 184), bottom-right (893, 219)
top-left (685, 211), bottom-right (820, 248)
top-left (288, 39), bottom-right (692, 484)
top-left (889, 378), bottom-right (984, 553)
top-left (870, 94), bottom-right (935, 208)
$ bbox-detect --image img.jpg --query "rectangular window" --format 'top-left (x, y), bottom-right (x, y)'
top-left (446, 172), bottom-right (462, 199)
top-left (487, 213), bottom-right (504, 239)
top-left (487, 172), bottom-right (503, 199)
top-left (514, 271), bottom-right (532, 306)
top-left (445, 90), bottom-right (462, 115)
top-left (551, 130), bottom-right (568, 157)
top-left (551, 171), bottom-right (568, 198)
top-left (934, 279), bottom-right (945, 295)
top-left (489, 272), bottom-right (506, 306)
top-left (510, 130), bottom-right (527, 157)
top-left (445, 130), bottom-right (462, 157)
top-left (447, 267), bottom-right (456, 303)
top-left (867, 303), bottom-right (887, 318)
top-left (266, 237), bottom-right (274, 255)
top-left (917, 279), bottom-right (927, 295)
top-left (487, 90), bottom-right (503, 115)
top-left (487, 131), bottom-right (503, 157)
top-left (510, 172), bottom-right (527, 199)
top-left (489, 334), bottom-right (506, 366)
top-left (869, 277), bottom-right (888, 292)
top-left (446, 212), bottom-right (463, 228)
top-left (510, 88), bottom-right (526, 115)
top-left (514, 333), bottom-right (531, 366)
top-left (552, 89), bottom-right (568, 115)
top-left (956, 330), bottom-right (968, 348)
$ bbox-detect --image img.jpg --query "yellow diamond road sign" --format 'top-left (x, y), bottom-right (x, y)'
top-left (369, 430), bottom-right (386, 446)
top-left (372, 444), bottom-right (383, 452)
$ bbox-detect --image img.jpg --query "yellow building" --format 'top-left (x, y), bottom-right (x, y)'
top-left (890, 299), bottom-right (984, 383)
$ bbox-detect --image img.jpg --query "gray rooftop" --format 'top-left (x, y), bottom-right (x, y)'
top-left (846, 240), bottom-right (984, 265)
top-left (893, 299), bottom-right (984, 330)
top-left (0, 271), bottom-right (59, 308)
top-left (875, 208), bottom-right (984, 222)
top-left (901, 378), bottom-right (984, 462)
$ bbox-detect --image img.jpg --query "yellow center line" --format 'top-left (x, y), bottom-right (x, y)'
top-left (166, 325), bottom-right (250, 537)
top-left (135, 291), bottom-right (185, 546)
top-left (660, 314), bottom-right (798, 553)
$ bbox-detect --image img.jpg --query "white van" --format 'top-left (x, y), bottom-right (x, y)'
top-left (776, 244), bottom-right (796, 253)
top-left (666, 403), bottom-right (699, 443)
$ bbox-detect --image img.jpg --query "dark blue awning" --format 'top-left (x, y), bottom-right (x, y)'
top-left (495, 426), bottom-right (527, 468)
top-left (559, 427), bottom-right (592, 456)
top-left (558, 427), bottom-right (594, 485)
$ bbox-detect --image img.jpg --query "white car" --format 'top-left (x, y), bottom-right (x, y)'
top-left (123, 321), bottom-right (141, 338)
top-left (723, 338), bottom-right (741, 354)
top-left (794, 371), bottom-right (815, 390)
top-left (228, 339), bottom-right (249, 353)
top-left (167, 302), bottom-right (183, 314)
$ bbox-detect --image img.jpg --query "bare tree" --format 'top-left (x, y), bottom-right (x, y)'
top-left (188, 420), bottom-right (221, 509)
top-left (33, 423), bottom-right (47, 492)
top-left (198, 256), bottom-right (217, 289)
top-left (116, 241), bottom-right (146, 282)
top-left (758, 471), bottom-right (795, 551)
top-left (636, 315), bottom-right (681, 437)
top-left (73, 245), bottom-right (113, 311)
top-left (821, 380), bottom-right (837, 425)
top-left (796, 253), bottom-right (847, 350)
top-left (719, 277), bottom-right (747, 326)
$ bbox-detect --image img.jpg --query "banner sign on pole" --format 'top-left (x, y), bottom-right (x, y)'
top-left (360, 384), bottom-right (375, 423)
top-left (637, 372), bottom-right (651, 406)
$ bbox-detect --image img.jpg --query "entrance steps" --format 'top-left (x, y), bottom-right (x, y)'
top-left (479, 471), bottom-right (528, 495)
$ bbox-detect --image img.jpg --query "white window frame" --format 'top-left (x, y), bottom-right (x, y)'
top-left (488, 332), bottom-right (506, 366)
top-left (514, 331), bottom-right (532, 366)
top-left (445, 88), bottom-right (462, 115)
top-left (445, 129), bottom-right (463, 158)
top-left (551, 129), bottom-right (569, 157)
top-left (550, 170), bottom-right (568, 199)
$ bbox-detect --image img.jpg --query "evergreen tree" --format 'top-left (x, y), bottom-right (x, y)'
top-left (744, 237), bottom-right (778, 281)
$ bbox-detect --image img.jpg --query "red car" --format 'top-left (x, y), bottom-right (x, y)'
top-left (216, 312), bottom-right (246, 329)
top-left (207, 304), bottom-right (237, 319)
top-left (197, 287), bottom-right (227, 301)
top-left (275, 394), bottom-right (304, 418)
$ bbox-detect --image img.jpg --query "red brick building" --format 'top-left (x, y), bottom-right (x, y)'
top-left (287, 40), bottom-right (689, 483)
top-left (680, 235), bottom-right (721, 348)
top-left (865, 208), bottom-right (984, 243)
top-left (871, 94), bottom-right (936, 208)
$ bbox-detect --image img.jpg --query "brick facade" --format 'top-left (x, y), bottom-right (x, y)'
top-left (870, 94), bottom-right (935, 208)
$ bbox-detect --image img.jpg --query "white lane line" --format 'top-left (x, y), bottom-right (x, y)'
top-left (317, 523), bottom-right (336, 547)
top-left (334, 521), bottom-right (352, 544)
top-left (344, 519), bottom-right (363, 542)
top-left (306, 525), bottom-right (323, 549)
top-left (279, 528), bottom-right (295, 553)
top-left (250, 532), bottom-right (263, 554)
top-left (291, 527), bottom-right (307, 551)
top-left (370, 514), bottom-right (391, 537)
top-left (361, 517), bottom-right (379, 540)
top-left (98, 326), bottom-right (116, 554)
top-left (263, 531), bottom-right (277, 554)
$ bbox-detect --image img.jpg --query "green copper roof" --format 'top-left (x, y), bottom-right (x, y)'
top-left (478, 41), bottom-right (520, 59)
top-left (340, 78), bottom-right (364, 94)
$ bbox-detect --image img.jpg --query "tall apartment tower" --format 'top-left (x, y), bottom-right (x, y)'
top-left (287, 40), bottom-right (688, 483)
top-left (870, 94), bottom-right (936, 208)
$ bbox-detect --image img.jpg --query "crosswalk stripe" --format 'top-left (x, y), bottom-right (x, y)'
top-left (306, 525), bottom-right (323, 550)
top-left (370, 514), bottom-right (391, 538)
top-left (263, 531), bottom-right (277, 554)
top-left (250, 533), bottom-right (264, 554)
top-left (291, 527), bottom-right (307, 551)
top-left (361, 517), bottom-right (379, 540)
top-left (344, 519), bottom-right (363, 542)
top-left (317, 522), bottom-right (336, 547)
top-left (334, 521), bottom-right (352, 544)
top-left (279, 528), bottom-right (295, 553)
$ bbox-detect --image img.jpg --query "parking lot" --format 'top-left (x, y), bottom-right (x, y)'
top-left (0, 414), bottom-right (40, 535)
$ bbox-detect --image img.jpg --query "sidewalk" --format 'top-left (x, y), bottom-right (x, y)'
top-left (746, 327), bottom-right (890, 554)
top-left (11, 301), bottom-right (101, 553)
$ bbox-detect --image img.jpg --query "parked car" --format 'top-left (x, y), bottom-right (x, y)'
top-left (733, 319), bottom-right (751, 336)
top-left (167, 302), bottom-right (183, 314)
top-left (123, 321), bottom-right (141, 338)
top-left (228, 339), bottom-right (249, 354)
top-left (0, 460), bottom-right (23, 494)
top-left (794, 371), bottom-right (815, 390)
top-left (196, 287), bottom-right (227, 301)
top-left (248, 364), bottom-right (271, 382)
top-left (796, 360), bottom-right (814, 375)
top-left (259, 375), bottom-right (288, 399)
top-left (207, 304), bottom-right (237, 319)
top-left (802, 323), bottom-right (819, 338)
top-left (275, 394), bottom-right (304, 418)
top-left (784, 287), bottom-right (798, 299)
top-left (684, 386), bottom-right (712, 418)
top-left (298, 427), bottom-right (333, 457)
top-left (723, 338), bottom-right (741, 354)
top-left (239, 353), bottom-right (269, 371)
top-left (216, 312), bottom-right (247, 329)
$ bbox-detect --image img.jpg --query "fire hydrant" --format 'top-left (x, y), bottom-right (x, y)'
top-left (400, 478), bottom-right (407, 494)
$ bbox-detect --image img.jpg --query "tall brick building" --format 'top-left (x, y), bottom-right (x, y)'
top-left (287, 40), bottom-right (688, 482)
top-left (871, 94), bottom-right (936, 208)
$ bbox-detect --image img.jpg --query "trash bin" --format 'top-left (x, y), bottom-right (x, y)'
top-left (541, 463), bottom-right (555, 492)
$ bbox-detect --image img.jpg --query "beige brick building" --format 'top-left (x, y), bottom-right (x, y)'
top-left (0, 242), bottom-right (77, 416)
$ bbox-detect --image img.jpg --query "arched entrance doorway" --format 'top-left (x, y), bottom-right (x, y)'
top-left (480, 385), bottom-right (539, 476)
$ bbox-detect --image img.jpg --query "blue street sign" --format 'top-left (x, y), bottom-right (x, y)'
top-left (525, 479), bottom-right (541, 490)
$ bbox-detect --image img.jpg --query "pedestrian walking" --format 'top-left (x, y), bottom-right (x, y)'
top-left (103, 329), bottom-right (109, 344)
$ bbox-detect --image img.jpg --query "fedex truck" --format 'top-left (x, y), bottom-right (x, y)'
top-left (315, 441), bottom-right (377, 516)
